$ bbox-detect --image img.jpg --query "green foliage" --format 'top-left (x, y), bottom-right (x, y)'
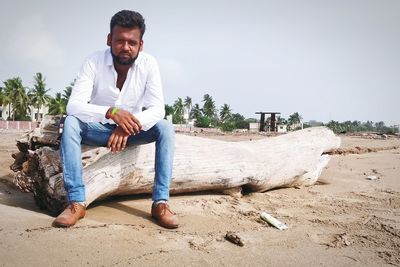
top-left (278, 117), bottom-right (287, 125)
top-left (2, 77), bottom-right (30, 120)
top-left (219, 104), bottom-right (231, 122)
top-left (288, 112), bottom-right (302, 130)
top-left (28, 73), bottom-right (51, 121)
top-left (220, 120), bottom-right (236, 132)
top-left (184, 96), bottom-right (192, 118)
top-left (190, 103), bottom-right (202, 120)
top-left (14, 113), bottom-right (31, 121)
top-left (48, 93), bottom-right (67, 115)
top-left (173, 97), bottom-right (185, 124)
top-left (63, 82), bottom-right (73, 100)
top-left (202, 94), bottom-right (216, 118)
top-left (326, 120), bottom-right (399, 134)
top-left (164, 104), bottom-right (174, 117)
top-left (194, 115), bottom-right (210, 128)
top-left (231, 113), bottom-right (249, 129)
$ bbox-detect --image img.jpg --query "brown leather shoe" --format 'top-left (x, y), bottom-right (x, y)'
top-left (151, 202), bottom-right (179, 229)
top-left (52, 203), bottom-right (86, 227)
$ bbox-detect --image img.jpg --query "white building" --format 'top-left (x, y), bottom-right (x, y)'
top-left (0, 104), bottom-right (48, 121)
top-left (277, 124), bottom-right (287, 133)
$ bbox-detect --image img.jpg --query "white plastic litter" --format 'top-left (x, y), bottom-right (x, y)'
top-left (260, 212), bottom-right (289, 230)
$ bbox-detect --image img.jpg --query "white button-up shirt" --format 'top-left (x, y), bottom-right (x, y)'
top-left (67, 48), bottom-right (165, 131)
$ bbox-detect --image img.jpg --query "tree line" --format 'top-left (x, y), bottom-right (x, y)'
top-left (2, 74), bottom-right (396, 134)
top-left (165, 94), bottom-right (258, 131)
top-left (165, 94), bottom-right (305, 132)
top-left (0, 73), bottom-right (71, 120)
top-left (321, 120), bottom-right (398, 135)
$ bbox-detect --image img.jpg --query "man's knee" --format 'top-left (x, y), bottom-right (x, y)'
top-left (62, 115), bottom-right (83, 137)
top-left (154, 120), bottom-right (175, 139)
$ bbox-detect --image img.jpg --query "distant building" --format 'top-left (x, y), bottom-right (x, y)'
top-left (249, 122), bottom-right (259, 132)
top-left (0, 104), bottom-right (48, 122)
top-left (307, 120), bottom-right (324, 127)
top-left (288, 121), bottom-right (303, 131)
top-left (277, 124), bottom-right (287, 133)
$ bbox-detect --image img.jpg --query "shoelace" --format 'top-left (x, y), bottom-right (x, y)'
top-left (69, 203), bottom-right (81, 214)
top-left (158, 203), bottom-right (175, 216)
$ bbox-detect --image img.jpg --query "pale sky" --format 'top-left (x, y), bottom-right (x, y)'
top-left (0, 0), bottom-right (399, 125)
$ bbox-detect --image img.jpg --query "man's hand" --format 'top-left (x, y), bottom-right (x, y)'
top-left (106, 108), bottom-right (142, 135)
top-left (107, 126), bottom-right (130, 153)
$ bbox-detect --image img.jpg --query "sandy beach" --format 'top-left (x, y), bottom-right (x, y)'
top-left (0, 130), bottom-right (399, 266)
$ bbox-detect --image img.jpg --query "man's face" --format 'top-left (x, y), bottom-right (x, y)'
top-left (107, 25), bottom-right (143, 65)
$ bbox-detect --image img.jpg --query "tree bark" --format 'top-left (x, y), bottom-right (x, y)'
top-left (11, 116), bottom-right (340, 215)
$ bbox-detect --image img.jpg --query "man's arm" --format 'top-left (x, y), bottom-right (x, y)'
top-left (67, 57), bottom-right (110, 121)
top-left (67, 56), bottom-right (141, 135)
top-left (133, 56), bottom-right (165, 131)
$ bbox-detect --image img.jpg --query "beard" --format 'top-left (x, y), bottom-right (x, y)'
top-left (111, 49), bottom-right (139, 65)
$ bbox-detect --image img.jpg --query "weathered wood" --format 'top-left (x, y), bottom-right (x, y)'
top-left (11, 117), bottom-right (340, 215)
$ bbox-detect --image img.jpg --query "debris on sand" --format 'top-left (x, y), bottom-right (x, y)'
top-left (225, 231), bottom-right (244, 247)
top-left (260, 212), bottom-right (289, 230)
top-left (324, 145), bottom-right (399, 156)
top-left (330, 233), bottom-right (351, 247)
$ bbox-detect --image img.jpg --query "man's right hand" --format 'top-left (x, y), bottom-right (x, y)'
top-left (106, 108), bottom-right (142, 135)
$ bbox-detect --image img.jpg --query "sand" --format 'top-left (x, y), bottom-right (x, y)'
top-left (0, 130), bottom-right (399, 266)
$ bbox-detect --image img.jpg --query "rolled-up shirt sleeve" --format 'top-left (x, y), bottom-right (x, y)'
top-left (134, 57), bottom-right (165, 131)
top-left (66, 57), bottom-right (109, 121)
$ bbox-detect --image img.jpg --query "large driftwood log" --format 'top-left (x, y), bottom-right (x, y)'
top-left (11, 117), bottom-right (340, 215)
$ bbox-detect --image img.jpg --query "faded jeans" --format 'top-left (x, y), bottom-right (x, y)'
top-left (60, 115), bottom-right (175, 203)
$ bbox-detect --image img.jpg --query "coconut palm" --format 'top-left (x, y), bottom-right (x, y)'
top-left (173, 97), bottom-right (185, 123)
top-left (219, 104), bottom-right (231, 122)
top-left (277, 116), bottom-right (287, 125)
top-left (63, 82), bottom-right (73, 101)
top-left (0, 87), bottom-right (4, 119)
top-left (190, 103), bottom-right (202, 120)
top-left (3, 77), bottom-right (30, 120)
top-left (164, 104), bottom-right (174, 117)
top-left (0, 87), bottom-right (3, 104)
top-left (202, 94), bottom-right (216, 118)
top-left (288, 112), bottom-right (302, 130)
top-left (48, 93), bottom-right (66, 116)
top-left (184, 96), bottom-right (192, 117)
top-left (29, 73), bottom-right (51, 121)
top-left (1, 84), bottom-right (12, 119)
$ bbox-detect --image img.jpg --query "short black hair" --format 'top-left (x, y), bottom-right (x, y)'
top-left (110, 10), bottom-right (146, 38)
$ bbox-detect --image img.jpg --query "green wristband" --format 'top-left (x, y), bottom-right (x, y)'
top-left (111, 107), bottom-right (119, 116)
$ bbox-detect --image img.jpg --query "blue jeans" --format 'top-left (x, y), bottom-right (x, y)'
top-left (60, 115), bottom-right (175, 203)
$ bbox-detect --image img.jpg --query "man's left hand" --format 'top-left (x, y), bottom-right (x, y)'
top-left (107, 126), bottom-right (130, 153)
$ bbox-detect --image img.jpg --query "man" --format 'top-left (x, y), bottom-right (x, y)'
top-left (53, 10), bottom-right (178, 229)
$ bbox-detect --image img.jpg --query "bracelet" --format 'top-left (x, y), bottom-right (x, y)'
top-left (111, 107), bottom-right (119, 116)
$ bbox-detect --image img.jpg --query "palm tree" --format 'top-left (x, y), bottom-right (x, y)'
top-left (48, 93), bottom-right (66, 116)
top-left (288, 112), bottom-right (302, 130)
top-left (219, 104), bottom-right (231, 122)
top-left (202, 94), bottom-right (216, 118)
top-left (164, 104), bottom-right (174, 117)
top-left (326, 120), bottom-right (343, 134)
top-left (63, 82), bottom-right (73, 101)
top-left (3, 77), bottom-right (30, 120)
top-left (173, 97), bottom-right (185, 123)
top-left (190, 103), bottom-right (202, 120)
top-left (1, 83), bottom-right (12, 119)
top-left (29, 73), bottom-right (51, 121)
top-left (0, 87), bottom-right (4, 119)
top-left (184, 96), bottom-right (192, 118)
top-left (277, 116), bottom-right (287, 125)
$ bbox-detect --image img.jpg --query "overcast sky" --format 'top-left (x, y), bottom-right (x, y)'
top-left (1, 0), bottom-right (399, 125)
